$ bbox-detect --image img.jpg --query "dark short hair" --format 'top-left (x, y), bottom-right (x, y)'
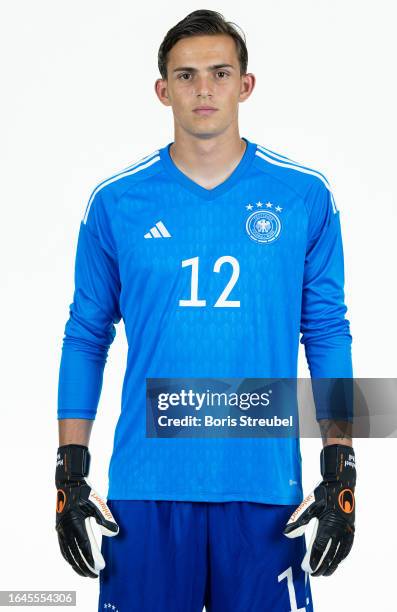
top-left (157, 9), bottom-right (248, 80)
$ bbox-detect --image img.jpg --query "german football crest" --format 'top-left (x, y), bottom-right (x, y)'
top-left (245, 201), bottom-right (282, 244)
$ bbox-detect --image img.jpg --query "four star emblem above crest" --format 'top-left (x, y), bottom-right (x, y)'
top-left (245, 201), bottom-right (283, 212)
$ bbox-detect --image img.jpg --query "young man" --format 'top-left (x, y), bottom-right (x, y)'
top-left (55, 9), bottom-right (356, 612)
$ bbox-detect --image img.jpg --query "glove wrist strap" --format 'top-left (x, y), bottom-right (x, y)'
top-left (320, 443), bottom-right (356, 485)
top-left (55, 444), bottom-right (91, 486)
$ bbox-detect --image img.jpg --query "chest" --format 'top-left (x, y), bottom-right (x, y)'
top-left (114, 180), bottom-right (309, 306)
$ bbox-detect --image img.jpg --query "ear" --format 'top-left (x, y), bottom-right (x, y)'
top-left (155, 78), bottom-right (172, 107)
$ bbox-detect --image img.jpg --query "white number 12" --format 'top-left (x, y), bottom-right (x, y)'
top-left (179, 255), bottom-right (240, 308)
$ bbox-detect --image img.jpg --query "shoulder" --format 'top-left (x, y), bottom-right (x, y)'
top-left (82, 147), bottom-right (162, 224)
top-left (253, 141), bottom-right (335, 209)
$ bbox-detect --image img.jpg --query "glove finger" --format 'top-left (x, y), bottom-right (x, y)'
top-left (84, 516), bottom-right (106, 571)
top-left (58, 533), bottom-right (74, 563)
top-left (310, 536), bottom-right (339, 576)
top-left (67, 516), bottom-right (105, 576)
top-left (66, 514), bottom-right (101, 571)
top-left (58, 516), bottom-right (99, 578)
top-left (68, 535), bottom-right (99, 578)
top-left (300, 517), bottom-right (337, 575)
top-left (323, 531), bottom-right (354, 576)
top-left (304, 506), bottom-right (343, 575)
top-left (300, 517), bottom-right (320, 573)
top-left (340, 530), bottom-right (354, 560)
top-left (57, 532), bottom-right (87, 577)
top-left (321, 541), bottom-right (342, 577)
top-left (283, 489), bottom-right (323, 538)
top-left (84, 484), bottom-right (119, 536)
top-left (98, 521), bottom-right (119, 537)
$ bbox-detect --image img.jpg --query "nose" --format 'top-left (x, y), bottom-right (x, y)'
top-left (194, 75), bottom-right (212, 97)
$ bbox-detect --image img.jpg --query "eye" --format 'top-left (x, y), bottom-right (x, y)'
top-left (216, 71), bottom-right (229, 78)
top-left (178, 73), bottom-right (191, 80)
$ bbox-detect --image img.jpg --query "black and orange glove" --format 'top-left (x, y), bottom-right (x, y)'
top-left (55, 444), bottom-right (119, 578)
top-left (283, 444), bottom-right (356, 576)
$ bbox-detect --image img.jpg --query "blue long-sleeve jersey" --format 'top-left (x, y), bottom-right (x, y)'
top-left (57, 137), bottom-right (352, 503)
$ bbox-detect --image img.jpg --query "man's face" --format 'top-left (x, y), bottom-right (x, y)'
top-left (156, 34), bottom-right (254, 139)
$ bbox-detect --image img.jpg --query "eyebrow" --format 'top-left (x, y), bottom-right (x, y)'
top-left (172, 63), bottom-right (235, 73)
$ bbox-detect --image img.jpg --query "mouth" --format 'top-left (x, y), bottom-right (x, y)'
top-left (193, 107), bottom-right (218, 116)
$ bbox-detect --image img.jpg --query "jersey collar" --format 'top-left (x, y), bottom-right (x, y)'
top-left (159, 136), bottom-right (256, 200)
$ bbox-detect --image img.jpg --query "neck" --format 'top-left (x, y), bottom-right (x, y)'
top-left (169, 130), bottom-right (246, 190)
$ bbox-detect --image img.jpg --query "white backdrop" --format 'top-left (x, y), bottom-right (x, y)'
top-left (1, 1), bottom-right (396, 610)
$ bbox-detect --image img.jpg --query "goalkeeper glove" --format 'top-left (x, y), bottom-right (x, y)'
top-left (283, 444), bottom-right (356, 576)
top-left (55, 444), bottom-right (119, 578)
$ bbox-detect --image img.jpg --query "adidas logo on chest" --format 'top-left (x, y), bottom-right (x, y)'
top-left (144, 220), bottom-right (171, 239)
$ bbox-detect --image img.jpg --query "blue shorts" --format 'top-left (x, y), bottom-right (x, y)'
top-left (98, 500), bottom-right (313, 612)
